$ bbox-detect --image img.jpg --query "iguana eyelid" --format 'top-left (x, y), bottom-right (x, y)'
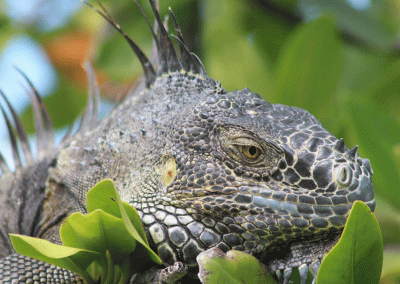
top-left (231, 137), bottom-right (262, 148)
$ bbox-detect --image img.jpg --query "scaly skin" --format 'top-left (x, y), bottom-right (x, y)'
top-left (0, 1), bottom-right (375, 283)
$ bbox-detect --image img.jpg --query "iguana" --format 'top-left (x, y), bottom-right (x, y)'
top-left (0, 0), bottom-right (375, 283)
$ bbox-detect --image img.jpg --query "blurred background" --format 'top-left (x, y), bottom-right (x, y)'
top-left (0, 0), bottom-right (399, 282)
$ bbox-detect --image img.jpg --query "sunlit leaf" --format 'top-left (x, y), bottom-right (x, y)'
top-left (317, 201), bottom-right (383, 284)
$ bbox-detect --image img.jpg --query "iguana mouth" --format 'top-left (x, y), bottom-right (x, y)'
top-left (259, 229), bottom-right (342, 283)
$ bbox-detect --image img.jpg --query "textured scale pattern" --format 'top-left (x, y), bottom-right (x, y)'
top-left (0, 1), bottom-right (375, 283)
top-left (0, 254), bottom-right (81, 283)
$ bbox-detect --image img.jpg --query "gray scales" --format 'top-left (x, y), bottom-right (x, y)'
top-left (0, 1), bottom-right (375, 283)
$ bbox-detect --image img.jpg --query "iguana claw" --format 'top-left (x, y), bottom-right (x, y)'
top-left (299, 263), bottom-right (309, 284)
top-left (282, 267), bottom-right (293, 284)
top-left (310, 259), bottom-right (321, 284)
top-left (130, 262), bottom-right (188, 284)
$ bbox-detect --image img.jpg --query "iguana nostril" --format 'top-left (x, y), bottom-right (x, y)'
top-left (336, 164), bottom-right (352, 186)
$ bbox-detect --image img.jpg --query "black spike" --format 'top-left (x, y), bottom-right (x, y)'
top-left (133, 0), bottom-right (165, 75)
top-left (0, 90), bottom-right (33, 164)
top-left (133, 0), bottom-right (161, 62)
top-left (168, 7), bottom-right (184, 43)
top-left (26, 87), bottom-right (46, 157)
top-left (169, 6), bottom-right (204, 74)
top-left (14, 67), bottom-right (54, 158)
top-left (169, 8), bottom-right (199, 73)
top-left (334, 138), bottom-right (345, 153)
top-left (147, 1), bottom-right (168, 74)
top-left (60, 122), bottom-right (75, 145)
top-left (0, 105), bottom-right (21, 168)
top-left (148, 0), bottom-right (181, 72)
top-left (191, 53), bottom-right (207, 76)
top-left (347, 145), bottom-right (358, 159)
top-left (148, 0), bottom-right (160, 67)
top-left (84, 0), bottom-right (156, 88)
top-left (171, 35), bottom-right (197, 73)
top-left (77, 61), bottom-right (100, 134)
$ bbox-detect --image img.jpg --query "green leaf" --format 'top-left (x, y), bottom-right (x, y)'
top-left (197, 248), bottom-right (275, 284)
top-left (86, 179), bottom-right (124, 217)
top-left (60, 210), bottom-right (137, 264)
top-left (274, 15), bottom-right (342, 123)
top-left (316, 201), bottom-right (383, 284)
top-left (10, 234), bottom-right (99, 284)
top-left (123, 202), bottom-right (149, 248)
top-left (86, 179), bottom-right (161, 264)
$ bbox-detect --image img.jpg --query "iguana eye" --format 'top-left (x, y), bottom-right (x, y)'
top-left (239, 145), bottom-right (262, 159)
top-left (217, 127), bottom-right (283, 169)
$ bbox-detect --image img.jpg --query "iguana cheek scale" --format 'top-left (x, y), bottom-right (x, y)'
top-left (0, 1), bottom-right (375, 283)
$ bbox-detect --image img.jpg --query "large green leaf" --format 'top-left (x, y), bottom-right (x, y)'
top-left (274, 15), bottom-right (342, 124)
top-left (197, 248), bottom-right (275, 284)
top-left (10, 234), bottom-right (99, 284)
top-left (316, 201), bottom-right (383, 284)
top-left (60, 210), bottom-right (137, 265)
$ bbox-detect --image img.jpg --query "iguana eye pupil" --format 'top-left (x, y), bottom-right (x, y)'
top-left (241, 145), bottom-right (261, 159)
top-left (249, 146), bottom-right (257, 156)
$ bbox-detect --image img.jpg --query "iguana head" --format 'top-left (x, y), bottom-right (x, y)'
top-left (157, 83), bottom-right (375, 274)
top-left (85, 0), bottom-right (375, 281)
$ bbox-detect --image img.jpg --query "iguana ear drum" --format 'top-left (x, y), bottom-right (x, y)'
top-left (163, 157), bottom-right (177, 186)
